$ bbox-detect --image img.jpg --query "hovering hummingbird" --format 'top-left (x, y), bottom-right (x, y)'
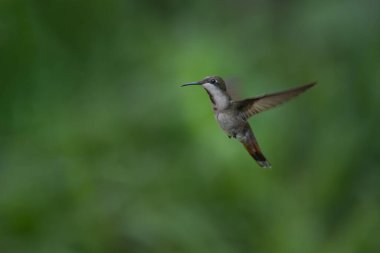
top-left (181, 76), bottom-right (316, 168)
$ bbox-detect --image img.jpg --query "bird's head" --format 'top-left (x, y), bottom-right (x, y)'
top-left (181, 76), bottom-right (227, 92)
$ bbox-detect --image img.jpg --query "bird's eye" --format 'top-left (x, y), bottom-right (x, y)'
top-left (210, 79), bottom-right (216, 84)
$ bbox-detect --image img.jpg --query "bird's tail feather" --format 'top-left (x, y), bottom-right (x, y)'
top-left (242, 141), bottom-right (271, 168)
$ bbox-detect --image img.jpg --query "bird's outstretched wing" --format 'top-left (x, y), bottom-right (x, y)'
top-left (233, 82), bottom-right (316, 120)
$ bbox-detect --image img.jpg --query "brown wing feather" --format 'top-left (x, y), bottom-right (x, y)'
top-left (234, 82), bottom-right (316, 119)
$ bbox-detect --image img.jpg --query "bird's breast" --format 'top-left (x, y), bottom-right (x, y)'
top-left (216, 111), bottom-right (243, 134)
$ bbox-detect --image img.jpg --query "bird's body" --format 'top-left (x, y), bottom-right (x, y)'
top-left (215, 106), bottom-right (249, 141)
top-left (181, 76), bottom-right (316, 168)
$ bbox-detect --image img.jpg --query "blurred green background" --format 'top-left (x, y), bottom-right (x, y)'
top-left (1, 0), bottom-right (379, 252)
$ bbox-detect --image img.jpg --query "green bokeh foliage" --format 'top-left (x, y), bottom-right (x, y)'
top-left (0, 0), bottom-right (379, 252)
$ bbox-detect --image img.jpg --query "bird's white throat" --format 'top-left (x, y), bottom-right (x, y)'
top-left (203, 82), bottom-right (230, 111)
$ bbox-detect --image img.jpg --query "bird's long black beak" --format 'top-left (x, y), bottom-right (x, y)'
top-left (180, 81), bottom-right (202, 87)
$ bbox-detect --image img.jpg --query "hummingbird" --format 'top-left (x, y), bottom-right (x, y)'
top-left (181, 76), bottom-right (316, 168)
